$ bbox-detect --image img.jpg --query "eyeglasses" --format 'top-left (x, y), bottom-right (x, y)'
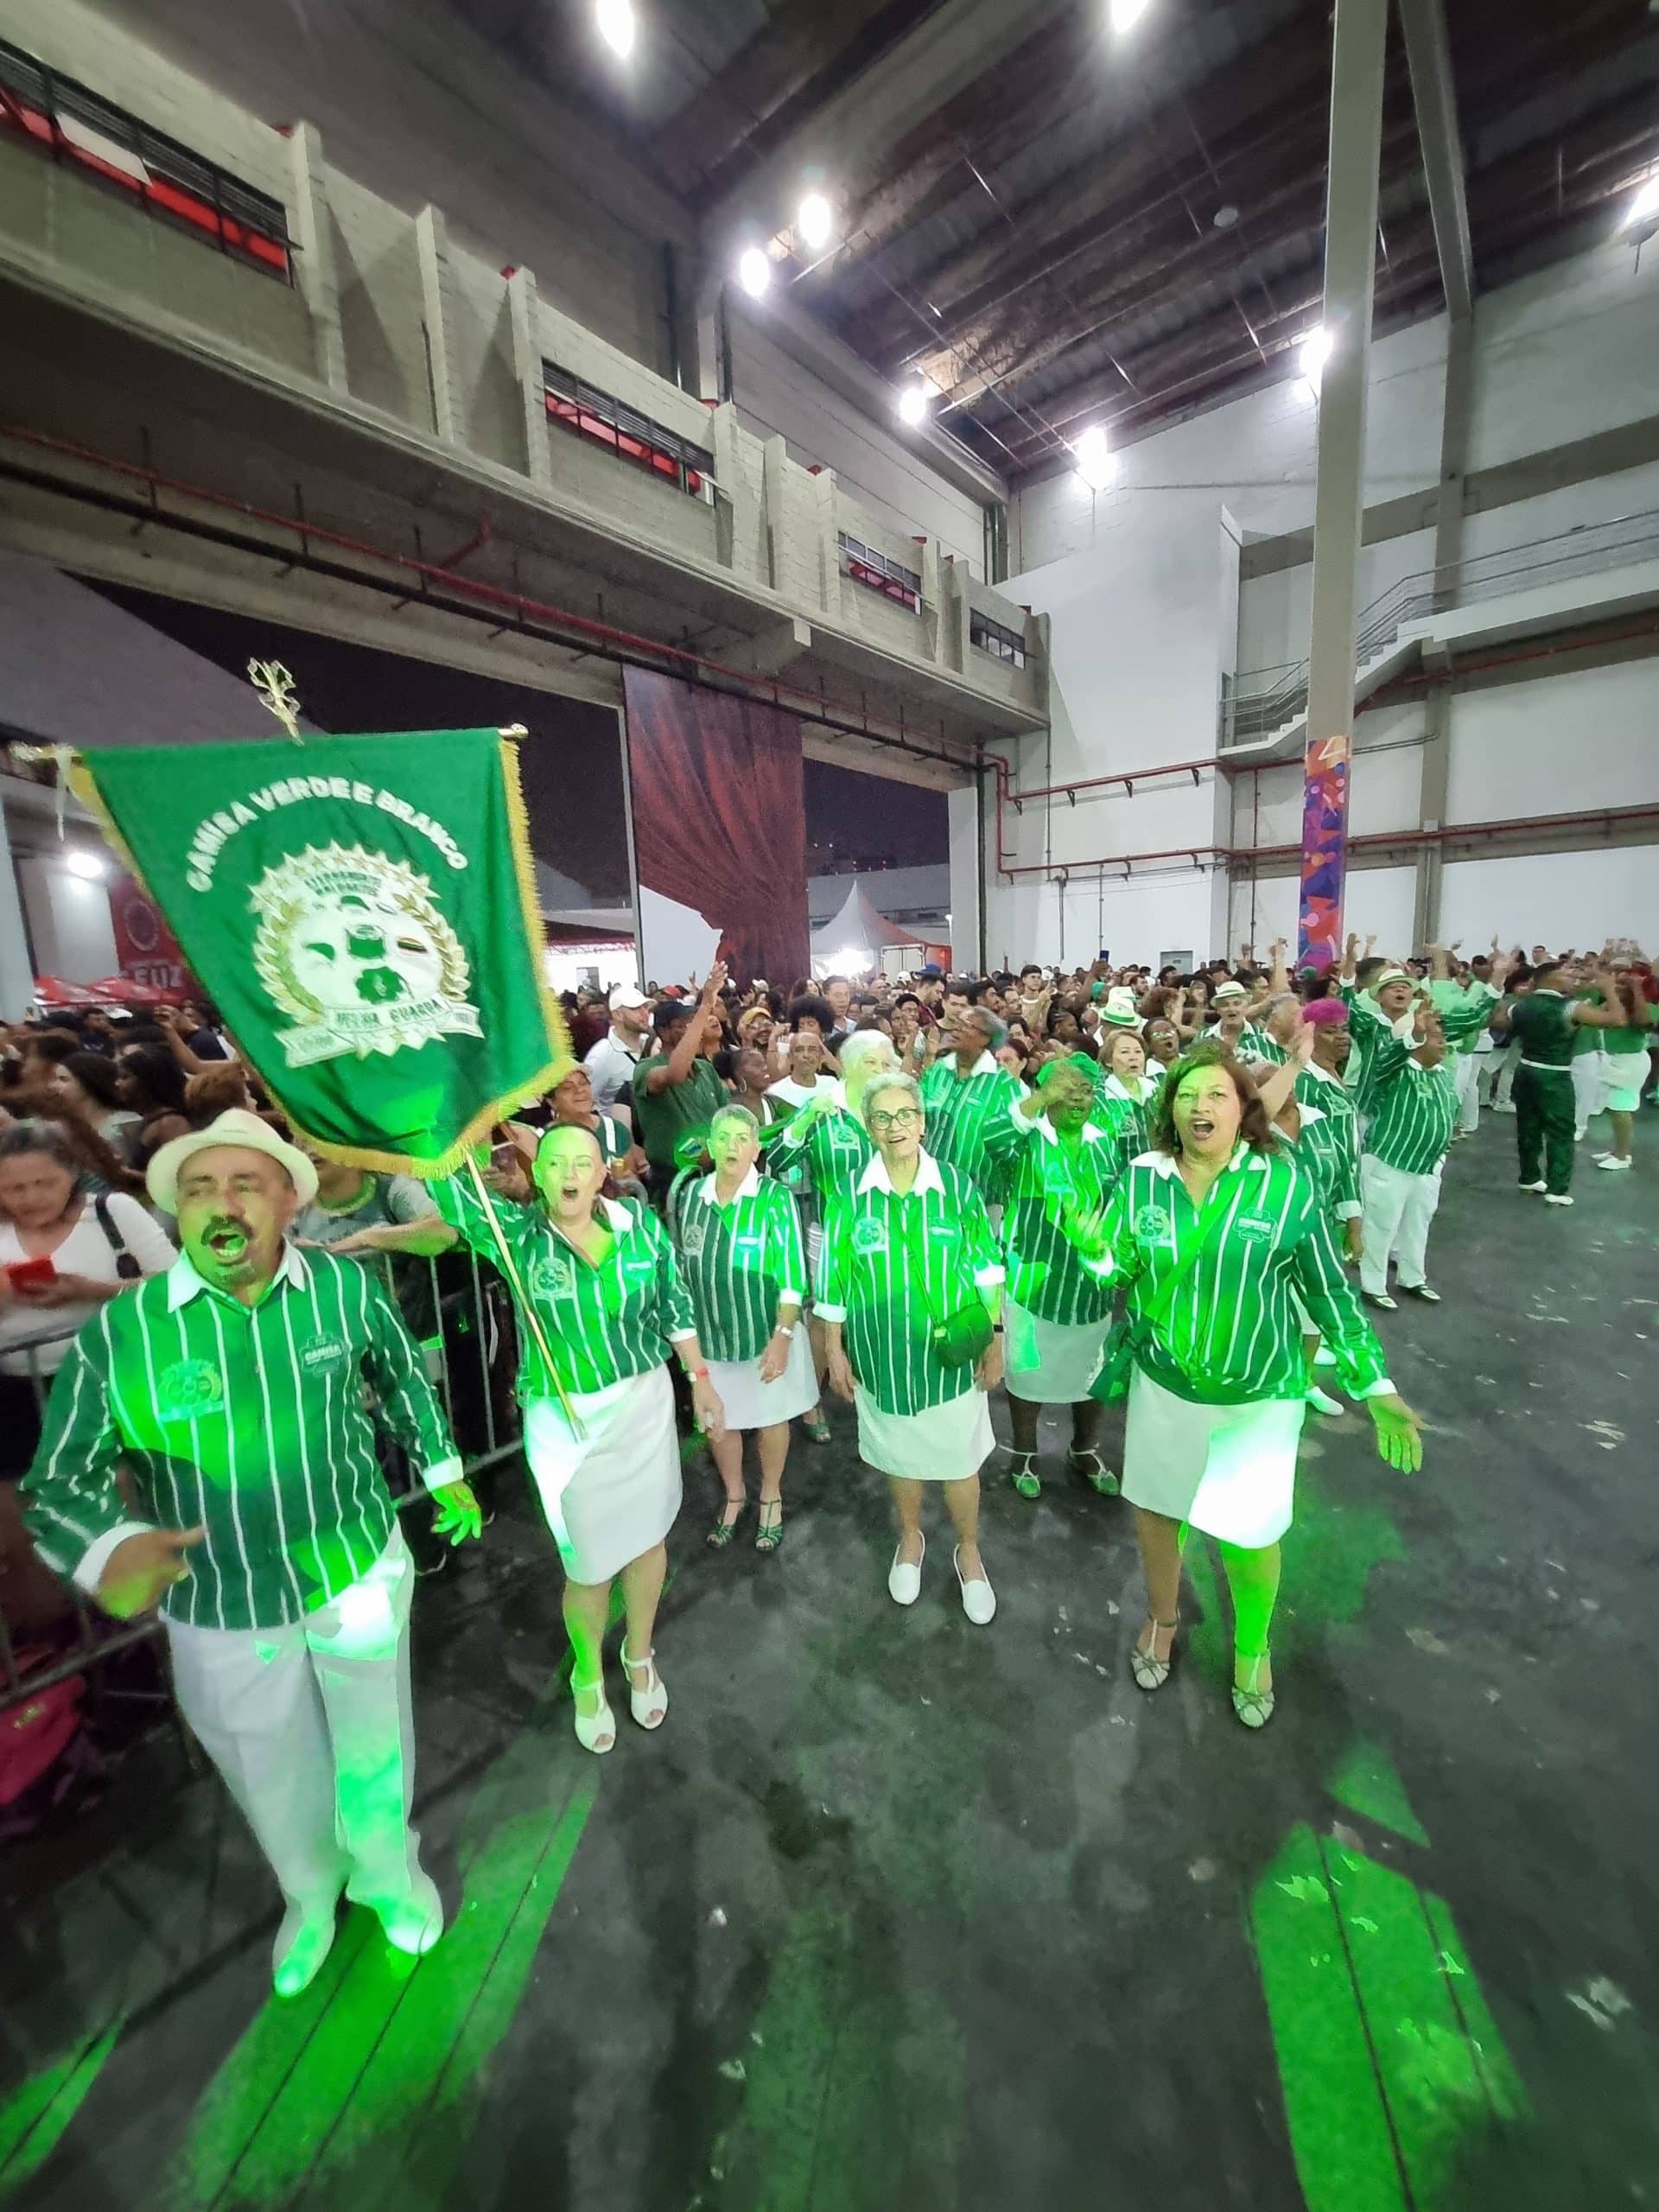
top-left (868, 1107), bottom-right (922, 1131)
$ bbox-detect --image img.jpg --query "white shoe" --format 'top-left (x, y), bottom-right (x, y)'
top-left (1543, 1192), bottom-right (1573, 1206)
top-left (272, 1900), bottom-right (340, 1996)
top-left (888, 1532), bottom-right (925, 1606)
top-left (572, 1673), bottom-right (616, 1754)
top-left (1305, 1385), bottom-right (1344, 1417)
top-left (1494, 1102), bottom-right (1517, 1115)
top-left (377, 1871), bottom-right (445, 1958)
top-left (1516, 1179), bottom-right (1546, 1193)
top-left (1596, 1155), bottom-right (1632, 1172)
top-left (1312, 1344), bottom-right (1338, 1370)
top-left (621, 1643), bottom-right (669, 1730)
top-left (953, 1545), bottom-right (996, 1625)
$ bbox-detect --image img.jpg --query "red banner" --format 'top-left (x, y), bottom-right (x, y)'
top-left (108, 871), bottom-right (192, 999)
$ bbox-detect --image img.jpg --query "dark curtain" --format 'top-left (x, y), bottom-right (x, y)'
top-left (623, 668), bottom-right (809, 987)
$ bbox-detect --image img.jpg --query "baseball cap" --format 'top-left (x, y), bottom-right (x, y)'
top-left (609, 984), bottom-right (649, 1010)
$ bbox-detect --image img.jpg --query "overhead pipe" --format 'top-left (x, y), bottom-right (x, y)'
top-left (0, 423), bottom-right (988, 778)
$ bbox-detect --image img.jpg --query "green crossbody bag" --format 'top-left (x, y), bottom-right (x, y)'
top-left (897, 1196), bottom-right (995, 1370)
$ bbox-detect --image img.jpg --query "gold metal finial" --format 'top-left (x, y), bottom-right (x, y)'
top-left (249, 659), bottom-right (303, 741)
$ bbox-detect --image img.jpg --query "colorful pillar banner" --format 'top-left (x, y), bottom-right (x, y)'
top-left (1298, 734), bottom-right (1351, 971)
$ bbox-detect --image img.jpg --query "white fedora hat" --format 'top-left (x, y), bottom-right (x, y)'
top-left (147, 1108), bottom-right (321, 1216)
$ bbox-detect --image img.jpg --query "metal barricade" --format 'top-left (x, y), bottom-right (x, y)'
top-left (0, 1256), bottom-right (526, 1725)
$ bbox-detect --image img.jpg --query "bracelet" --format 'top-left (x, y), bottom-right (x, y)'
top-left (772, 1322), bottom-right (795, 1338)
top-left (686, 1363), bottom-right (710, 1383)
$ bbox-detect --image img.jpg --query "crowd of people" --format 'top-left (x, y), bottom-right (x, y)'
top-left (1, 930), bottom-right (1652, 1993)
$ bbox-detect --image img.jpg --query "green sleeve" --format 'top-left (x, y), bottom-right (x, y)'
top-left (957, 1179), bottom-right (1005, 1292)
top-left (1292, 1202), bottom-right (1389, 1396)
top-left (814, 1193), bottom-right (853, 1321)
top-left (21, 1329), bottom-right (132, 1579)
top-left (358, 1267), bottom-right (461, 1484)
top-left (431, 1169), bottom-right (535, 1261)
top-left (642, 1205), bottom-right (696, 1341)
top-left (771, 1185), bottom-right (808, 1304)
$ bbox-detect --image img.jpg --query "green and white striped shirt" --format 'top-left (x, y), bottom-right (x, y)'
top-left (1356, 1030), bottom-right (1460, 1176)
top-left (1100, 1146), bottom-right (1391, 1406)
top-left (762, 1088), bottom-right (874, 1198)
top-left (981, 1101), bottom-right (1118, 1326)
top-left (1269, 1100), bottom-right (1355, 1221)
top-left (1293, 1067), bottom-right (1362, 1217)
top-left (1090, 1071), bottom-right (1159, 1162)
top-left (920, 1053), bottom-right (1021, 1202)
top-left (1427, 978), bottom-right (1498, 1060)
top-left (668, 1166), bottom-right (806, 1363)
top-left (1236, 1023), bottom-right (1289, 1067)
top-left (816, 1151), bottom-right (1004, 1415)
top-left (22, 1247), bottom-right (460, 1632)
top-left (434, 1177), bottom-right (695, 1399)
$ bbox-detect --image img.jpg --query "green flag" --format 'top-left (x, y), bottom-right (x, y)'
top-left (79, 729), bottom-right (569, 1176)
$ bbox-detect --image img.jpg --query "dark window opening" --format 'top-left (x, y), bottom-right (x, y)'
top-left (837, 531), bottom-right (922, 612)
top-left (0, 35), bottom-right (294, 281)
top-left (543, 361), bottom-right (715, 503)
top-left (969, 610), bottom-right (1027, 668)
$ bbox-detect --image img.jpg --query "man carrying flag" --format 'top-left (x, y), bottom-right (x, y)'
top-left (22, 1110), bottom-right (481, 1997)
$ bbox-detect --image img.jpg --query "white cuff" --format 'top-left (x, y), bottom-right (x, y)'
top-left (1336, 1200), bottom-right (1363, 1221)
top-left (1079, 1251), bottom-right (1117, 1279)
top-left (973, 1264), bottom-right (1006, 1287)
top-left (778, 1287), bottom-right (805, 1307)
top-left (668, 1328), bottom-right (698, 1344)
top-left (815, 1300), bottom-right (849, 1324)
top-left (421, 1454), bottom-right (465, 1493)
top-left (73, 1520), bottom-right (160, 1595)
top-left (1389, 1011), bottom-right (1417, 1041)
top-left (1357, 1376), bottom-right (1398, 1400)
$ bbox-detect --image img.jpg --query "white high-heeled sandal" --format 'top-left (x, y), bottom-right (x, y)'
top-left (1130, 1615), bottom-right (1179, 1692)
top-left (621, 1643), bottom-right (669, 1730)
top-left (1231, 1652), bottom-right (1276, 1730)
top-left (572, 1674), bottom-right (615, 1755)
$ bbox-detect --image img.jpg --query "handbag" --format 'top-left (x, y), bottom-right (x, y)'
top-left (1090, 1181), bottom-right (1240, 1404)
top-left (896, 1196), bottom-right (995, 1370)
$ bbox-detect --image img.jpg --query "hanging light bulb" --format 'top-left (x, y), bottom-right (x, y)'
top-left (1109, 0), bottom-right (1152, 30)
top-left (798, 191), bottom-right (836, 252)
top-left (897, 379), bottom-right (933, 427)
top-left (595, 0), bottom-right (635, 60)
top-left (1073, 424), bottom-right (1116, 490)
top-left (1299, 324), bottom-right (1333, 395)
top-left (737, 246), bottom-right (772, 299)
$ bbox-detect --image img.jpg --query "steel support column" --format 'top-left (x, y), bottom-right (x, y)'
top-left (1411, 313), bottom-right (1473, 945)
top-left (1299, 0), bottom-right (1388, 969)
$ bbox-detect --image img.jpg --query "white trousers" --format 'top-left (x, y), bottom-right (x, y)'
top-left (1454, 1052), bottom-right (1483, 1135)
top-left (1489, 1041), bottom-right (1520, 1106)
top-left (165, 1530), bottom-right (427, 1920)
top-left (1360, 1154), bottom-right (1442, 1294)
top-left (1571, 1051), bottom-right (1607, 1137)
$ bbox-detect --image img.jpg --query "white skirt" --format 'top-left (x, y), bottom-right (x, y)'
top-left (1121, 1366), bottom-right (1304, 1547)
top-left (523, 1363), bottom-right (682, 1584)
top-left (708, 1326), bottom-right (818, 1431)
top-left (854, 1381), bottom-right (995, 1484)
top-left (1003, 1294), bottom-right (1108, 1403)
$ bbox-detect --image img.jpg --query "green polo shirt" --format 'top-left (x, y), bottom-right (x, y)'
top-left (1098, 1146), bottom-right (1390, 1406)
top-left (762, 1089), bottom-right (874, 1197)
top-left (434, 1176), bottom-right (695, 1399)
top-left (1293, 1069), bottom-right (1362, 1217)
top-left (23, 1247), bottom-right (459, 1632)
top-left (920, 1053), bottom-right (1021, 1201)
top-left (1504, 990), bottom-right (1575, 1071)
top-left (1357, 1031), bottom-right (1461, 1175)
top-left (668, 1167), bottom-right (807, 1363)
top-left (632, 1052), bottom-right (729, 1174)
top-left (981, 1100), bottom-right (1119, 1327)
top-left (816, 1152), bottom-right (1004, 1415)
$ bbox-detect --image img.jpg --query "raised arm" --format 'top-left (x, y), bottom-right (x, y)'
top-left (647, 964), bottom-right (726, 1095)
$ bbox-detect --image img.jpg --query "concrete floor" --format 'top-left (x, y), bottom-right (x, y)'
top-left (2, 1110), bottom-right (1656, 2211)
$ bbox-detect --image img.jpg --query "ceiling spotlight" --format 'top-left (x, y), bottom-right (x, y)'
top-left (65, 849), bottom-right (105, 880)
top-left (897, 379), bottom-right (933, 427)
top-left (1109, 0), bottom-right (1152, 29)
top-left (1212, 203), bottom-right (1239, 230)
top-left (737, 245), bottom-right (772, 299)
top-left (1299, 324), bottom-right (1333, 393)
top-left (595, 0), bottom-right (635, 60)
top-left (798, 191), bottom-right (835, 252)
top-left (1624, 173), bottom-right (1659, 231)
top-left (1073, 423), bottom-right (1116, 491)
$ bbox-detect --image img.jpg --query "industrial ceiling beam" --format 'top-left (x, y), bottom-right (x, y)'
top-left (1396, 0), bottom-right (1476, 321)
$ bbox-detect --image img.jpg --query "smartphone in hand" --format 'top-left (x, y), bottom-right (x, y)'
top-left (6, 1255), bottom-right (57, 1292)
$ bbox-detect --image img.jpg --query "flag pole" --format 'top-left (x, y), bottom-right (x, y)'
top-left (462, 1154), bottom-right (585, 1440)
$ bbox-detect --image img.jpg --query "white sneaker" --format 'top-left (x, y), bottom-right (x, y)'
top-left (375, 1871), bottom-right (445, 1959)
top-left (272, 1900), bottom-right (340, 1996)
top-left (1305, 1385), bottom-right (1344, 1417)
top-left (1516, 1180), bottom-right (1546, 1193)
top-left (1543, 1193), bottom-right (1573, 1206)
top-left (888, 1532), bottom-right (925, 1606)
top-left (1494, 1102), bottom-right (1517, 1115)
top-left (1596, 1155), bottom-right (1632, 1172)
top-left (953, 1545), bottom-right (996, 1625)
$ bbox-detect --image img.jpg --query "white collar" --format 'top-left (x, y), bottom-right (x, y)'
top-left (1144, 1142), bottom-right (1269, 1183)
top-left (168, 1241), bottom-right (309, 1311)
top-left (701, 1166), bottom-right (761, 1207)
top-left (856, 1148), bottom-right (945, 1198)
top-left (1031, 1110), bottom-right (1108, 1147)
top-left (1281, 1100), bottom-right (1327, 1129)
top-left (943, 1051), bottom-right (999, 1079)
top-left (1097, 1071), bottom-right (1147, 1103)
top-left (1300, 1058), bottom-right (1341, 1085)
top-left (599, 1196), bottom-right (638, 1235)
top-left (608, 1026), bottom-right (643, 1053)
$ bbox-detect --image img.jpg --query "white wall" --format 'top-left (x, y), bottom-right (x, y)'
top-left (730, 318), bottom-right (988, 578)
top-left (1439, 848), bottom-right (1659, 953)
top-left (993, 238), bottom-right (1659, 967)
top-left (16, 857), bottom-right (118, 982)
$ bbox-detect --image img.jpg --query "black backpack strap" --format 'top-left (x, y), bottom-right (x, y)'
top-left (93, 1191), bottom-right (143, 1280)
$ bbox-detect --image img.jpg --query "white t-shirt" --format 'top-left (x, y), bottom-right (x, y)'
top-left (0, 1192), bottom-right (177, 1375)
top-left (767, 1076), bottom-right (837, 1109)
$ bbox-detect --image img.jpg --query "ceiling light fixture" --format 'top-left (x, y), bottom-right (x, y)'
top-left (1073, 423), bottom-right (1116, 491)
top-left (737, 245), bottom-right (772, 299)
top-left (1212, 203), bottom-right (1239, 230)
top-left (64, 849), bottom-right (105, 880)
top-left (1624, 172), bottom-right (1659, 231)
top-left (798, 191), bottom-right (835, 252)
top-left (1109, 0), bottom-right (1153, 31)
top-left (595, 0), bottom-right (635, 60)
top-left (897, 379), bottom-right (933, 427)
top-left (1299, 324), bottom-right (1333, 394)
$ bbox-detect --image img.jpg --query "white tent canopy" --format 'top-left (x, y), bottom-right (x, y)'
top-left (810, 880), bottom-right (931, 975)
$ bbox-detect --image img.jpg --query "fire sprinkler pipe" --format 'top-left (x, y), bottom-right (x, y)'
top-left (0, 423), bottom-right (988, 778)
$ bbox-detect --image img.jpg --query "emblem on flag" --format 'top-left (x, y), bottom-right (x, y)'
top-left (853, 1216), bottom-right (889, 1255)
